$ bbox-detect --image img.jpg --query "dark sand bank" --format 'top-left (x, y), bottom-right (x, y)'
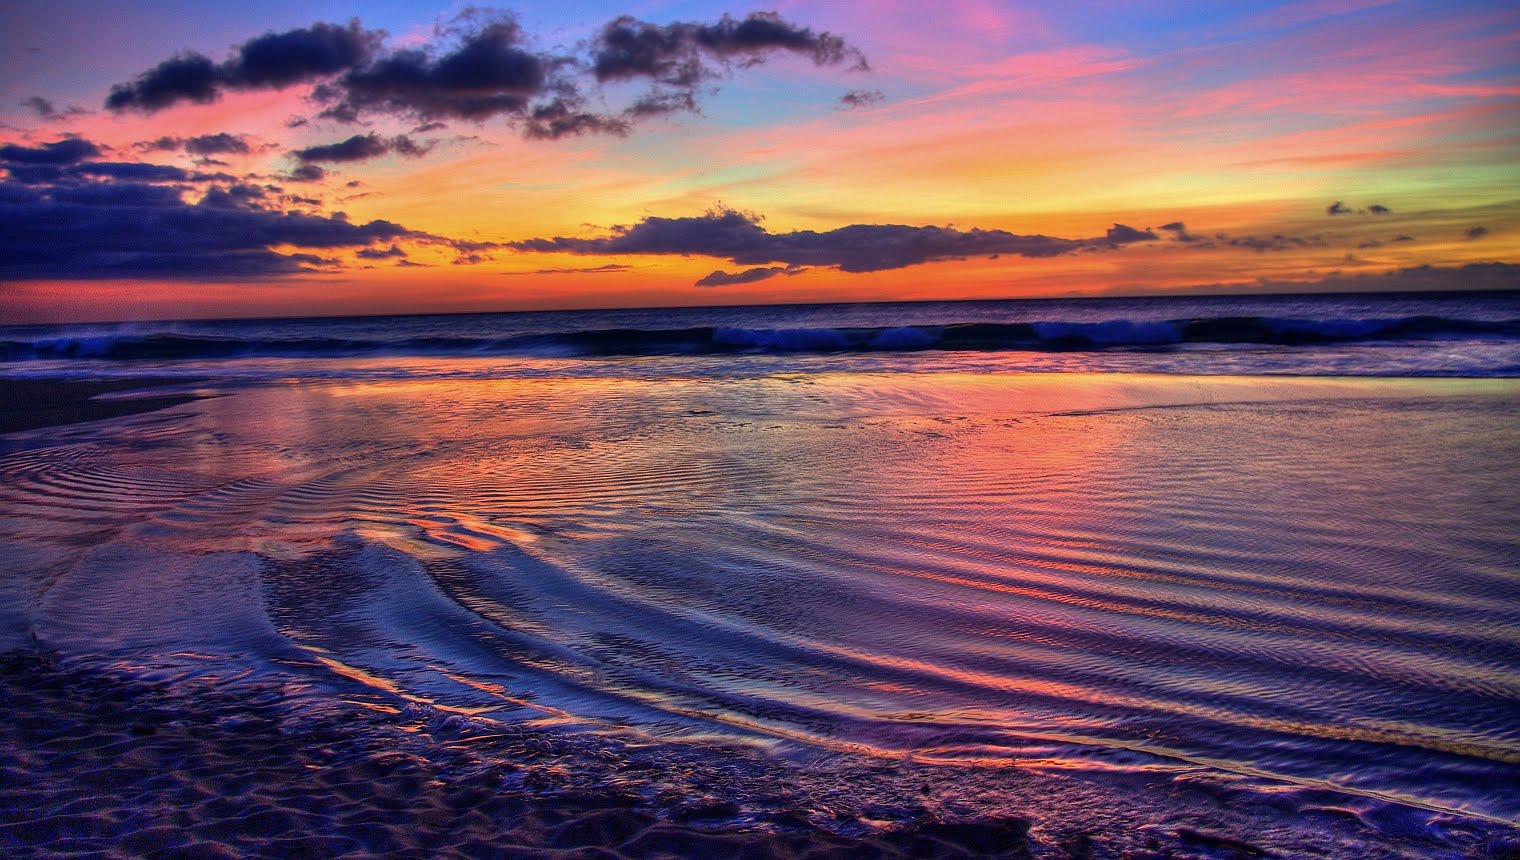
top-left (0, 379), bottom-right (209, 434)
top-left (0, 651), bottom-right (1041, 860)
top-left (5, 651), bottom-right (1517, 859)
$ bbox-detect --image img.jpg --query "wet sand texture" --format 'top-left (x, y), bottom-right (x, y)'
top-left (0, 652), bottom-right (1047, 860)
top-left (0, 379), bottom-right (205, 434)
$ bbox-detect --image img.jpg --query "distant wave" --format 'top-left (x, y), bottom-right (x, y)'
top-left (4, 315), bottom-right (1517, 361)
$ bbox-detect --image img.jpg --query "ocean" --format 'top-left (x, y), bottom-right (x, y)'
top-left (3, 290), bottom-right (1519, 856)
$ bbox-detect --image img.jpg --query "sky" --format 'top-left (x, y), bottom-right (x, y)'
top-left (0, 0), bottom-right (1516, 322)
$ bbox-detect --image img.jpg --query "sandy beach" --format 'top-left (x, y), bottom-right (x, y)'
top-left (0, 378), bottom-right (209, 434)
top-left (12, 646), bottom-right (1508, 860)
top-left (0, 649), bottom-right (1056, 859)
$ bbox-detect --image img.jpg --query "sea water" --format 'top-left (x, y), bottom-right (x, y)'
top-left (3, 290), bottom-right (1518, 853)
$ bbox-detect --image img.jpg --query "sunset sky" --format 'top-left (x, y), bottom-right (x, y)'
top-left (1, 0), bottom-right (1516, 322)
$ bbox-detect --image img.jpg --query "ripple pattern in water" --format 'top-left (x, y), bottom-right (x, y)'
top-left (3, 372), bottom-right (1519, 826)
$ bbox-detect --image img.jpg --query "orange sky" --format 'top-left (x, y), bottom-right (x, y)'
top-left (1, 0), bottom-right (1515, 322)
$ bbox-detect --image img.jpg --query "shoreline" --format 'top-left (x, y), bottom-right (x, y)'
top-left (0, 378), bottom-right (210, 434)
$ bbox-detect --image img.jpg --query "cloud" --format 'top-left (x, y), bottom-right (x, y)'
top-left (1222, 233), bottom-right (1327, 252)
top-left (1327, 200), bottom-right (1394, 216)
top-left (294, 133), bottom-right (433, 163)
top-left (1105, 224), bottom-right (1156, 244)
top-left (71, 162), bottom-right (191, 182)
top-left (319, 14), bottom-right (552, 123)
top-left (221, 20), bottom-right (380, 89)
top-left (0, 137), bottom-right (430, 280)
top-left (1157, 220), bottom-right (1200, 242)
top-left (1197, 263), bottom-right (1520, 297)
top-left (284, 164), bottom-right (326, 182)
top-left (510, 207), bottom-right (1156, 278)
top-left (105, 53), bottom-right (223, 111)
top-left (106, 11), bottom-right (867, 140)
top-left (696, 265), bottom-right (806, 287)
top-left (20, 96), bottom-right (56, 117)
top-left (137, 136), bottom-right (183, 152)
top-left (1465, 225), bottom-right (1490, 240)
top-left (186, 133), bottom-right (252, 156)
top-left (0, 138), bottom-right (102, 164)
top-left (515, 263), bottom-right (632, 275)
top-left (355, 244), bottom-right (406, 259)
top-left (18, 96), bottom-right (82, 119)
top-left (592, 12), bottom-right (866, 87)
top-left (838, 89), bottom-right (884, 110)
top-left (106, 22), bottom-right (381, 112)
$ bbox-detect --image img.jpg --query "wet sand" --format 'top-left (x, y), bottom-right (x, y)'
top-left (0, 650), bottom-right (1047, 859)
top-left (0, 378), bottom-right (209, 434)
top-left (6, 648), bottom-right (1518, 859)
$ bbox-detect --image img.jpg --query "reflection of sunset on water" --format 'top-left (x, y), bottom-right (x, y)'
top-left (4, 368), bottom-right (1517, 831)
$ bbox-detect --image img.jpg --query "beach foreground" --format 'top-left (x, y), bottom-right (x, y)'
top-left (10, 646), bottom-right (1513, 859)
top-left (3, 366), bottom-right (1519, 858)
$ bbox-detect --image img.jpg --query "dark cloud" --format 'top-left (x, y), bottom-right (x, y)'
top-left (106, 53), bottom-right (222, 111)
top-left (1, 138), bottom-right (102, 164)
top-left (355, 244), bottom-right (407, 259)
top-left (1105, 224), bottom-right (1157, 244)
top-left (21, 96), bottom-right (55, 117)
top-left (20, 96), bottom-right (58, 118)
top-left (0, 138), bottom-right (426, 280)
top-left (522, 100), bottom-right (631, 141)
top-left (106, 23), bottom-right (381, 113)
top-left (1185, 263), bottom-right (1520, 297)
top-left (294, 133), bottom-right (433, 163)
top-left (3, 165), bottom-right (64, 185)
top-left (2, 154), bottom-right (189, 186)
top-left (518, 263), bottom-right (633, 275)
top-left (295, 133), bottom-right (388, 163)
top-left (321, 16), bottom-right (551, 123)
top-left (1157, 221), bottom-right (1200, 242)
top-left (198, 183), bottom-right (268, 209)
top-left (1465, 225), bottom-right (1490, 240)
top-left (107, 11), bottom-right (867, 140)
top-left (187, 133), bottom-right (252, 156)
top-left (413, 121), bottom-right (447, 133)
top-left (222, 20), bottom-right (380, 89)
top-left (1328, 201), bottom-right (1394, 216)
top-left (592, 12), bottom-right (865, 87)
top-left (1392, 234), bottom-right (1414, 242)
top-left (71, 162), bottom-right (191, 182)
top-left (1223, 233), bottom-right (1327, 252)
top-left (284, 164), bottom-right (327, 182)
top-left (137, 136), bottom-right (183, 152)
top-left (696, 265), bottom-right (806, 287)
top-left (838, 89), bottom-right (884, 110)
top-left (510, 208), bottom-right (1154, 278)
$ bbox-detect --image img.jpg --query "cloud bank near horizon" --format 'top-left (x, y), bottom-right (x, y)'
top-left (510, 208), bottom-right (1158, 283)
top-left (0, 137), bottom-right (482, 280)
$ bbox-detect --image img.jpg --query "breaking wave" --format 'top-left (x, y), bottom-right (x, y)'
top-left (5, 314), bottom-right (1517, 362)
